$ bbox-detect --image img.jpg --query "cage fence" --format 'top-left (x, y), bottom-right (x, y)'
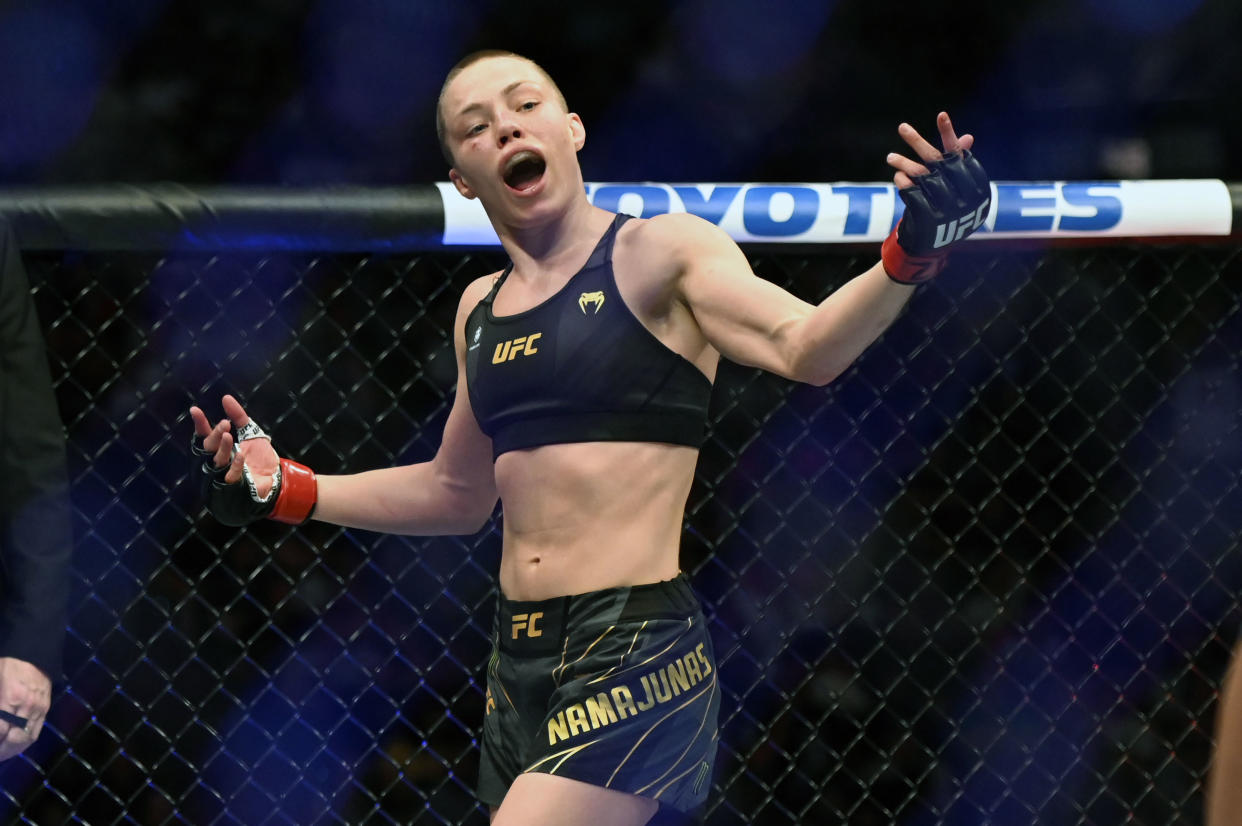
top-left (0, 206), bottom-right (1239, 825)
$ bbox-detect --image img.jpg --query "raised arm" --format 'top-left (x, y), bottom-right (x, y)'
top-left (668, 112), bottom-right (988, 386)
top-left (190, 276), bottom-right (499, 536)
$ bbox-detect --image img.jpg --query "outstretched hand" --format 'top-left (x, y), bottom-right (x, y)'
top-left (189, 394), bottom-right (279, 499)
top-left (877, 111), bottom-right (989, 284)
top-left (886, 111), bottom-right (975, 190)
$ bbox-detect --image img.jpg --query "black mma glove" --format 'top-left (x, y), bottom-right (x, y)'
top-left (192, 420), bottom-right (317, 526)
top-left (882, 149), bottom-right (991, 284)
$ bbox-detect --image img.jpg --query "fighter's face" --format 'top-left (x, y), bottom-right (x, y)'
top-left (442, 56), bottom-right (585, 223)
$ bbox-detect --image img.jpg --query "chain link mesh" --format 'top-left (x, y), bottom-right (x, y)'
top-left (1, 241), bottom-right (1239, 825)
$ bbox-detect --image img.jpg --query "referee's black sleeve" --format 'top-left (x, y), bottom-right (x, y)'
top-left (0, 218), bottom-right (72, 682)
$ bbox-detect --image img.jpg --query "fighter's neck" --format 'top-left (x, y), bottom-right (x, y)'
top-left (496, 201), bottom-right (615, 282)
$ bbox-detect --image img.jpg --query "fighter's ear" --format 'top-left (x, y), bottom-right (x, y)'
top-left (449, 167), bottom-right (476, 200)
top-left (568, 113), bottom-right (585, 152)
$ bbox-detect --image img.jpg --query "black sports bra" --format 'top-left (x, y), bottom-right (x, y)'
top-left (464, 214), bottom-right (713, 458)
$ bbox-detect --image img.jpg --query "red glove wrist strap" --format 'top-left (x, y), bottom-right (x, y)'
top-left (881, 227), bottom-right (947, 285)
top-left (270, 458), bottom-right (317, 525)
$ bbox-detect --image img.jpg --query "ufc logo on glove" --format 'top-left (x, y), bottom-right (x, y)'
top-left (932, 198), bottom-right (991, 249)
top-left (882, 149), bottom-right (992, 284)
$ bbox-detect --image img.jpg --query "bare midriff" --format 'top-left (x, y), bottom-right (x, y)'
top-left (493, 440), bottom-right (697, 601)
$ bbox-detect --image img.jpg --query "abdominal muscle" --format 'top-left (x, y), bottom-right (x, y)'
top-left (493, 440), bottom-right (698, 601)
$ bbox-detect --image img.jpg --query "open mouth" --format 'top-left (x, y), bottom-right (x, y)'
top-left (503, 151), bottom-right (546, 192)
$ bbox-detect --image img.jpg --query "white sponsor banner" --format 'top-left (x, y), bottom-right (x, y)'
top-left (436, 182), bottom-right (499, 246)
top-left (439, 180), bottom-right (1233, 245)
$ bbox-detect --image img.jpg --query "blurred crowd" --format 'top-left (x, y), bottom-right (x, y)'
top-left (0, 0), bottom-right (1239, 188)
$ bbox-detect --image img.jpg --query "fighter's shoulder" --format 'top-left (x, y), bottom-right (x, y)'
top-left (617, 212), bottom-right (735, 272)
top-left (452, 272), bottom-right (501, 333)
top-left (457, 272), bottom-right (499, 311)
top-left (622, 211), bottom-right (731, 248)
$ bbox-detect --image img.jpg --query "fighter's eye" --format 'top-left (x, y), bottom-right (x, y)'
top-left (520, 101), bottom-right (538, 111)
top-left (467, 123), bottom-right (486, 136)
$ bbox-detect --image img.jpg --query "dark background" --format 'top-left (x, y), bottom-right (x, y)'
top-left (1, 0), bottom-right (1239, 188)
top-left (8, 238), bottom-right (1239, 826)
top-left (2, 3), bottom-right (1241, 825)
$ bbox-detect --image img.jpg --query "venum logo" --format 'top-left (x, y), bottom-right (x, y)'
top-left (492, 333), bottom-right (542, 364)
top-left (578, 291), bottom-right (605, 314)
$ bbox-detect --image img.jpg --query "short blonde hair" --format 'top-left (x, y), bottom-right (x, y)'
top-left (435, 50), bottom-right (568, 166)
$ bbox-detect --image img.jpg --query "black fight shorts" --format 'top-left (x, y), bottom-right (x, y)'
top-left (477, 574), bottom-right (720, 814)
